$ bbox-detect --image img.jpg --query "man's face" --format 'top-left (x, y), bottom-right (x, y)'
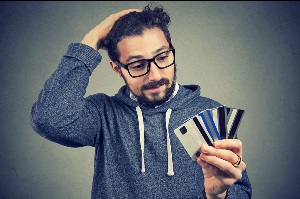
top-left (114, 28), bottom-right (176, 107)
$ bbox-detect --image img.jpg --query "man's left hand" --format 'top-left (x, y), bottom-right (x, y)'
top-left (197, 139), bottom-right (246, 199)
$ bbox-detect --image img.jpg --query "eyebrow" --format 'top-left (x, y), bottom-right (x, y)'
top-left (125, 45), bottom-right (169, 63)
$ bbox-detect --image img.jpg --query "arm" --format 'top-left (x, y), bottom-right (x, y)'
top-left (197, 139), bottom-right (252, 199)
top-left (30, 9), bottom-right (141, 147)
top-left (30, 43), bottom-right (102, 147)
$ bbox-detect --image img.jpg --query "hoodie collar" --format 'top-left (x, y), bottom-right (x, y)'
top-left (114, 83), bottom-right (201, 113)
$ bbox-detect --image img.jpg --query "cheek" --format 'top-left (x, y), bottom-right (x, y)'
top-left (165, 68), bottom-right (175, 82)
top-left (128, 79), bottom-right (144, 94)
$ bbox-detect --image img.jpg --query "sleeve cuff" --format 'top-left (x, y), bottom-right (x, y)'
top-left (65, 43), bottom-right (102, 74)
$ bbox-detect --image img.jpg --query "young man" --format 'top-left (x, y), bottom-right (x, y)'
top-left (30, 5), bottom-right (252, 199)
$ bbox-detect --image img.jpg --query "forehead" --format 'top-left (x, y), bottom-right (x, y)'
top-left (117, 28), bottom-right (169, 62)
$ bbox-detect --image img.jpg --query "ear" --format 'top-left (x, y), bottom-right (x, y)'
top-left (170, 39), bottom-right (174, 46)
top-left (110, 61), bottom-right (123, 78)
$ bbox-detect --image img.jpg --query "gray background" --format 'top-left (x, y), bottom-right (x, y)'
top-left (1, 1), bottom-right (300, 199)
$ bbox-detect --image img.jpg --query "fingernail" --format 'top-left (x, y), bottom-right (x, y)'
top-left (214, 141), bottom-right (220, 148)
top-left (200, 154), bottom-right (207, 160)
top-left (201, 146), bottom-right (208, 154)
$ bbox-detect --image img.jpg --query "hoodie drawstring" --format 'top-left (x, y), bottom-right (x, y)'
top-left (135, 106), bottom-right (174, 176)
top-left (136, 106), bottom-right (145, 173)
top-left (166, 108), bottom-right (174, 176)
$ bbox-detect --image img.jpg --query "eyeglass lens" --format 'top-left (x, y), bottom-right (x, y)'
top-left (127, 49), bottom-right (175, 77)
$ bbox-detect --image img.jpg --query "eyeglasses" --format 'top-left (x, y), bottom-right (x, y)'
top-left (116, 47), bottom-right (175, 78)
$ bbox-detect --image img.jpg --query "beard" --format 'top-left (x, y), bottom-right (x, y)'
top-left (122, 64), bottom-right (177, 107)
top-left (136, 77), bottom-right (176, 107)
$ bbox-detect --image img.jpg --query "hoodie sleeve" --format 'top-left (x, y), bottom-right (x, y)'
top-left (30, 43), bottom-right (102, 147)
top-left (198, 170), bottom-right (251, 199)
top-left (224, 169), bottom-right (252, 198)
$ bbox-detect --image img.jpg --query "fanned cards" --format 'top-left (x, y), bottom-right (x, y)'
top-left (174, 106), bottom-right (245, 161)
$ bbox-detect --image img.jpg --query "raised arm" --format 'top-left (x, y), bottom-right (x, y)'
top-left (30, 9), bottom-right (141, 147)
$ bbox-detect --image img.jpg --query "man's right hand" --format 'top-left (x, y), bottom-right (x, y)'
top-left (81, 9), bottom-right (142, 50)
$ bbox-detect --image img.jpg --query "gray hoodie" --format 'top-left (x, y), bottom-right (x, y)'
top-left (30, 43), bottom-right (252, 198)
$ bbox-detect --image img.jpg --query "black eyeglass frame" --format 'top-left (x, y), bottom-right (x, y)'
top-left (116, 46), bottom-right (175, 78)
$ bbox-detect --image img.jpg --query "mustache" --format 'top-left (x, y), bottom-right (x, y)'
top-left (141, 78), bottom-right (170, 90)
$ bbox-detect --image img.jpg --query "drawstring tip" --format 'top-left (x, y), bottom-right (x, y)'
top-left (167, 171), bottom-right (174, 176)
top-left (141, 168), bottom-right (145, 173)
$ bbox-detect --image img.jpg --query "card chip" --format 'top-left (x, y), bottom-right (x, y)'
top-left (179, 126), bottom-right (187, 135)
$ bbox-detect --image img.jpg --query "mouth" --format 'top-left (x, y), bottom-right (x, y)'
top-left (141, 78), bottom-right (170, 93)
top-left (144, 85), bottom-right (163, 93)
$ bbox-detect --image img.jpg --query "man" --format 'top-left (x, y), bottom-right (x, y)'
top-left (30, 5), bottom-right (252, 199)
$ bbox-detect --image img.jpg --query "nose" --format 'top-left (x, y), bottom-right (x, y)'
top-left (147, 62), bottom-right (161, 81)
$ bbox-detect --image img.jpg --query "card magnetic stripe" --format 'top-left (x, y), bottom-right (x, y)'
top-left (228, 109), bottom-right (244, 139)
top-left (207, 110), bottom-right (221, 140)
top-left (192, 117), bottom-right (213, 146)
top-left (217, 106), bottom-right (227, 140)
top-left (198, 113), bottom-right (214, 142)
top-left (226, 107), bottom-right (231, 115)
top-left (199, 112), bottom-right (220, 141)
top-left (226, 107), bottom-right (233, 125)
top-left (225, 107), bottom-right (233, 138)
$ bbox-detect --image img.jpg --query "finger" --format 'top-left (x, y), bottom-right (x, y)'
top-left (95, 9), bottom-right (141, 31)
top-left (213, 139), bottom-right (243, 156)
top-left (201, 145), bottom-right (242, 166)
top-left (102, 9), bottom-right (142, 32)
top-left (199, 153), bottom-right (245, 180)
top-left (197, 156), bottom-right (223, 178)
top-left (232, 154), bottom-right (242, 167)
top-left (115, 8), bottom-right (142, 17)
top-left (109, 9), bottom-right (142, 24)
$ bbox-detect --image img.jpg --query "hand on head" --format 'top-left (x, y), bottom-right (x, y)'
top-left (81, 9), bottom-right (142, 50)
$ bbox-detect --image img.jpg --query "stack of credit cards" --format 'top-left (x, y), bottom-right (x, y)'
top-left (174, 106), bottom-right (244, 161)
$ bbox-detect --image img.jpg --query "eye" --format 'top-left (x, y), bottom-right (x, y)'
top-left (156, 52), bottom-right (170, 62)
top-left (128, 61), bottom-right (148, 71)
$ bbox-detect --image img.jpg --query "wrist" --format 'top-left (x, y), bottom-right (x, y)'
top-left (81, 35), bottom-right (99, 51)
top-left (206, 191), bottom-right (226, 199)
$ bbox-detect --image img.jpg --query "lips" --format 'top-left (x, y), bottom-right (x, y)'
top-left (145, 85), bottom-right (163, 92)
top-left (141, 78), bottom-right (169, 91)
